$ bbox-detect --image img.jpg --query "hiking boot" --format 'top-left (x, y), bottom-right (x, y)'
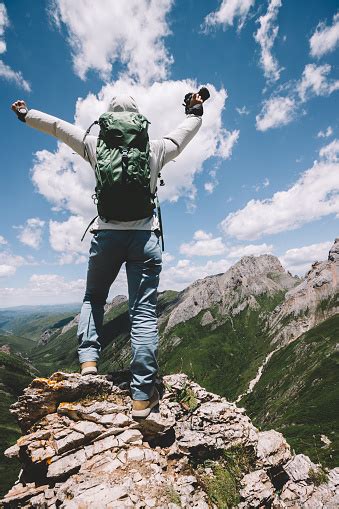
top-left (80, 362), bottom-right (97, 376)
top-left (131, 388), bottom-right (160, 418)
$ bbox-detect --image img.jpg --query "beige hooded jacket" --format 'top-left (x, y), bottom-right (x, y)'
top-left (25, 95), bottom-right (202, 231)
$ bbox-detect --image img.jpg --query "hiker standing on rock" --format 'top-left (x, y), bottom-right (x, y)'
top-left (11, 90), bottom-right (208, 417)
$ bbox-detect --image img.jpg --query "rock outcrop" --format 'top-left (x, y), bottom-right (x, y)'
top-left (269, 239), bottom-right (339, 347)
top-left (2, 372), bottom-right (338, 508)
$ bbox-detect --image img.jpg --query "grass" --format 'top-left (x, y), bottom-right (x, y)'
top-left (308, 467), bottom-right (328, 486)
top-left (196, 446), bottom-right (256, 509)
top-left (176, 383), bottom-right (199, 412)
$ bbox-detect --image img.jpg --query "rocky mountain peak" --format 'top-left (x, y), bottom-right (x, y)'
top-left (269, 239), bottom-right (339, 346)
top-left (164, 254), bottom-right (298, 333)
top-left (2, 371), bottom-right (338, 508)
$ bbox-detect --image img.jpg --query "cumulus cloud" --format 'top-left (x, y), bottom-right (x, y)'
top-left (0, 61), bottom-right (31, 92)
top-left (203, 0), bottom-right (255, 32)
top-left (280, 241), bottom-right (333, 276)
top-left (0, 274), bottom-right (85, 307)
top-left (256, 96), bottom-right (296, 131)
top-left (220, 149), bottom-right (339, 240)
top-left (254, 0), bottom-right (282, 82)
top-left (0, 235), bottom-right (7, 245)
top-left (319, 138), bottom-right (339, 162)
top-left (0, 3), bottom-right (31, 91)
top-left (297, 63), bottom-right (339, 102)
top-left (0, 251), bottom-right (26, 278)
top-left (256, 62), bottom-right (339, 131)
top-left (15, 218), bottom-right (45, 249)
top-left (0, 3), bottom-right (9, 54)
top-left (49, 215), bottom-right (91, 256)
top-left (49, 0), bottom-right (173, 84)
top-left (0, 269), bottom-right (129, 307)
top-left (317, 126), bottom-right (333, 138)
top-left (160, 257), bottom-right (231, 291)
top-left (180, 230), bottom-right (226, 257)
top-left (310, 12), bottom-right (339, 58)
top-left (227, 243), bottom-right (273, 258)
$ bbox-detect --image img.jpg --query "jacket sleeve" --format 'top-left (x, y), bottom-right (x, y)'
top-left (25, 109), bottom-right (90, 161)
top-left (161, 115), bottom-right (202, 166)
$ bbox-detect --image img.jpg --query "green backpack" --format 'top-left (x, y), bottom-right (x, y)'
top-left (90, 111), bottom-right (155, 221)
top-left (82, 111), bottom-right (164, 249)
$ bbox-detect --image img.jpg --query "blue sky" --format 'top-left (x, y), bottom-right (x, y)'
top-left (0, 0), bottom-right (338, 307)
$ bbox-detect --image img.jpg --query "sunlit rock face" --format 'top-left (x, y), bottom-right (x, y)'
top-left (269, 238), bottom-right (339, 347)
top-left (2, 371), bottom-right (338, 508)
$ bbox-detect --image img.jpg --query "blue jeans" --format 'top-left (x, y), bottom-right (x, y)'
top-left (77, 230), bottom-right (162, 400)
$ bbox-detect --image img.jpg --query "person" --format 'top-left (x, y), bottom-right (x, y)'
top-left (11, 92), bottom-right (204, 417)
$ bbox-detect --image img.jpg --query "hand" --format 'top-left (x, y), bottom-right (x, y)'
top-left (11, 99), bottom-right (28, 113)
top-left (189, 93), bottom-right (203, 108)
top-left (11, 99), bottom-right (28, 122)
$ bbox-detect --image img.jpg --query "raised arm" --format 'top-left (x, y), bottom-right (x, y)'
top-left (162, 114), bottom-right (202, 165)
top-left (11, 100), bottom-right (93, 162)
top-left (151, 92), bottom-right (204, 167)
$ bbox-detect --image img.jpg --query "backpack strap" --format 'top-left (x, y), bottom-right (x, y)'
top-left (155, 193), bottom-right (164, 252)
top-left (81, 215), bottom-right (98, 242)
top-left (82, 120), bottom-right (99, 163)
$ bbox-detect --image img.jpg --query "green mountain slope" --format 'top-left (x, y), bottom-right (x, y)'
top-left (242, 314), bottom-right (339, 468)
top-left (0, 351), bottom-right (37, 496)
top-left (0, 333), bottom-right (35, 355)
top-left (0, 305), bottom-right (80, 341)
top-left (159, 293), bottom-right (286, 400)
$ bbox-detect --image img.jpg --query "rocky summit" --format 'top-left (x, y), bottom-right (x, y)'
top-left (2, 372), bottom-right (338, 508)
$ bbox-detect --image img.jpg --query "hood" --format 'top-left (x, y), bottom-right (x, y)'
top-left (107, 95), bottom-right (139, 113)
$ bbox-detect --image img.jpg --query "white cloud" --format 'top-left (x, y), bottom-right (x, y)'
top-left (256, 96), bottom-right (296, 131)
top-left (204, 181), bottom-right (216, 194)
top-left (58, 253), bottom-right (87, 265)
top-left (49, 216), bottom-right (90, 254)
top-left (160, 257), bottom-right (231, 291)
top-left (31, 78), bottom-right (237, 256)
top-left (310, 12), bottom-right (339, 58)
top-left (317, 126), bottom-right (333, 138)
top-left (0, 251), bottom-right (26, 278)
top-left (162, 252), bottom-right (175, 265)
top-left (221, 155), bottom-right (339, 240)
top-left (50, 0), bottom-right (173, 84)
top-left (263, 177), bottom-right (270, 187)
top-left (236, 105), bottom-right (250, 115)
top-left (280, 241), bottom-right (333, 275)
top-left (0, 264), bottom-right (16, 277)
top-left (297, 63), bottom-right (339, 102)
top-left (0, 60), bottom-right (31, 92)
top-left (256, 62), bottom-right (339, 131)
top-left (0, 235), bottom-right (7, 245)
top-left (0, 274), bottom-right (86, 307)
top-left (0, 2), bottom-right (9, 54)
top-left (254, 0), bottom-right (282, 82)
top-left (227, 243), bottom-right (273, 258)
top-left (216, 128), bottom-right (240, 158)
top-left (0, 3), bottom-right (31, 91)
top-left (203, 0), bottom-right (255, 32)
top-left (180, 230), bottom-right (226, 257)
top-left (0, 268), bottom-right (129, 307)
top-left (319, 138), bottom-right (339, 162)
top-left (16, 218), bottom-right (45, 249)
